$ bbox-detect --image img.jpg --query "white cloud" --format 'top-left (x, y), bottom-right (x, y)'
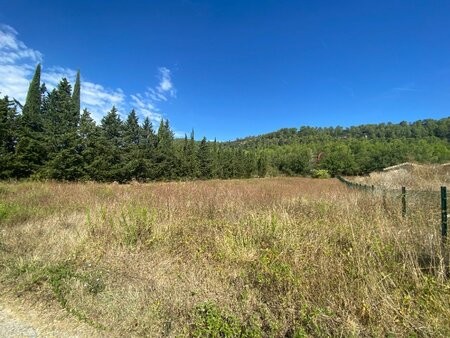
top-left (130, 93), bottom-right (163, 124)
top-left (0, 24), bottom-right (176, 124)
top-left (0, 24), bottom-right (42, 64)
top-left (129, 66), bottom-right (176, 124)
top-left (157, 67), bottom-right (176, 99)
top-left (0, 24), bottom-right (42, 103)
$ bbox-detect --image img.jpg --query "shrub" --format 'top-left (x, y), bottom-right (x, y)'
top-left (312, 169), bottom-right (331, 179)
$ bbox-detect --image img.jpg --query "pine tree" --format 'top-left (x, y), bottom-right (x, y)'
top-left (89, 106), bottom-right (124, 181)
top-left (43, 78), bottom-right (83, 180)
top-left (124, 109), bottom-right (140, 146)
top-left (155, 119), bottom-right (178, 179)
top-left (186, 129), bottom-right (199, 178)
top-left (211, 138), bottom-right (220, 178)
top-left (79, 109), bottom-right (100, 179)
top-left (180, 133), bottom-right (190, 178)
top-left (0, 96), bottom-right (19, 178)
top-left (122, 110), bottom-right (147, 181)
top-left (140, 117), bottom-right (157, 179)
top-left (197, 137), bottom-right (212, 179)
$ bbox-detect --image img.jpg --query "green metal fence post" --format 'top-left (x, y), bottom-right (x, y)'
top-left (442, 186), bottom-right (448, 241)
top-left (402, 186), bottom-right (407, 218)
top-left (442, 186), bottom-right (448, 277)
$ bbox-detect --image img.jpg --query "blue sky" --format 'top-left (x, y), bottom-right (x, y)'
top-left (1, 0), bottom-right (450, 140)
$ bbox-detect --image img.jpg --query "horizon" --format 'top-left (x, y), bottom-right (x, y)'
top-left (1, 1), bottom-right (450, 141)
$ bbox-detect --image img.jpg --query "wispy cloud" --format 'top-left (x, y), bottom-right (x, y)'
top-left (391, 84), bottom-right (419, 92)
top-left (130, 93), bottom-right (163, 124)
top-left (379, 82), bottom-right (421, 99)
top-left (0, 24), bottom-right (176, 123)
top-left (129, 67), bottom-right (176, 124)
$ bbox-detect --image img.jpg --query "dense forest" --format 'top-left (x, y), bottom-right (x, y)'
top-left (1, 64), bottom-right (449, 182)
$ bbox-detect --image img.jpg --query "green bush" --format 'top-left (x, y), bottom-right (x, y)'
top-left (311, 169), bottom-right (331, 179)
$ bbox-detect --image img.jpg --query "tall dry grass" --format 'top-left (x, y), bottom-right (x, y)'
top-left (0, 177), bottom-right (449, 337)
top-left (350, 164), bottom-right (450, 191)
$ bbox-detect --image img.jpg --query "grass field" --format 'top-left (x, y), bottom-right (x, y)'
top-left (0, 177), bottom-right (449, 337)
top-left (349, 163), bottom-right (450, 191)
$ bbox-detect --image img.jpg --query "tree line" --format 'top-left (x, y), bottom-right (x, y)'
top-left (1, 64), bottom-right (449, 182)
top-left (0, 65), bottom-right (259, 182)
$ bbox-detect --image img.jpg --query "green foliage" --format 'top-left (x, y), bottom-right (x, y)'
top-left (0, 201), bottom-right (29, 224)
top-left (72, 70), bottom-right (81, 122)
top-left (198, 136), bottom-right (212, 179)
top-left (21, 64), bottom-right (42, 128)
top-left (191, 302), bottom-right (262, 337)
top-left (312, 169), bottom-right (331, 179)
top-left (0, 96), bottom-right (19, 178)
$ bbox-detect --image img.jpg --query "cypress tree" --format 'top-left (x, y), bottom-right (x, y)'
top-left (15, 64), bottom-right (47, 178)
top-left (187, 129), bottom-right (199, 178)
top-left (72, 70), bottom-right (81, 125)
top-left (22, 64), bottom-right (41, 128)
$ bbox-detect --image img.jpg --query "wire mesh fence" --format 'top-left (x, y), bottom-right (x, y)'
top-left (337, 175), bottom-right (449, 276)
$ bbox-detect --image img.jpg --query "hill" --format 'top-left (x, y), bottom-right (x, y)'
top-left (228, 117), bottom-right (450, 148)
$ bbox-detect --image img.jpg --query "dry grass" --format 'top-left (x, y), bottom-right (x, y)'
top-left (349, 164), bottom-right (450, 191)
top-left (0, 177), bottom-right (449, 337)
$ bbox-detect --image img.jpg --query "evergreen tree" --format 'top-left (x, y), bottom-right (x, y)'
top-left (43, 78), bottom-right (83, 180)
top-left (186, 129), bottom-right (199, 178)
top-left (180, 133), bottom-right (190, 178)
top-left (197, 137), bottom-right (212, 179)
top-left (140, 117), bottom-right (157, 179)
top-left (0, 96), bottom-right (19, 178)
top-left (211, 138), bottom-right (220, 178)
top-left (124, 109), bottom-right (140, 146)
top-left (15, 64), bottom-right (47, 178)
top-left (79, 109), bottom-right (100, 179)
top-left (72, 70), bottom-right (81, 125)
top-left (22, 64), bottom-right (42, 127)
top-left (90, 106), bottom-right (124, 181)
top-left (122, 110), bottom-right (148, 181)
top-left (155, 119), bottom-right (178, 179)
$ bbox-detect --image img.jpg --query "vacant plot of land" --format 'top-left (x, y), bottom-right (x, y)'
top-left (0, 178), bottom-right (449, 337)
top-left (349, 163), bottom-right (450, 191)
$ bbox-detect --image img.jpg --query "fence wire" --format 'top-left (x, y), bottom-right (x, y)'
top-left (337, 175), bottom-right (449, 276)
